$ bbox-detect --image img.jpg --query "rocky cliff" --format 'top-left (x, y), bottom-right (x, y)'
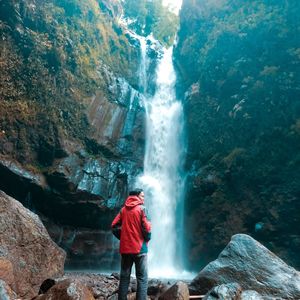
top-left (0, 0), bottom-right (178, 269)
top-left (174, 0), bottom-right (300, 270)
top-left (0, 0), bottom-right (146, 268)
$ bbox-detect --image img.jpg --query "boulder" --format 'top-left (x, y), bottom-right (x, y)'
top-left (34, 279), bottom-right (95, 300)
top-left (203, 283), bottom-right (242, 300)
top-left (190, 234), bottom-right (300, 299)
top-left (0, 190), bottom-right (66, 298)
top-left (159, 281), bottom-right (189, 300)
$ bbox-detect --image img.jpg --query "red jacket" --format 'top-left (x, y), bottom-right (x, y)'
top-left (111, 196), bottom-right (151, 254)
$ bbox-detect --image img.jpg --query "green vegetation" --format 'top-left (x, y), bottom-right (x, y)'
top-left (123, 0), bottom-right (179, 47)
top-left (175, 0), bottom-right (300, 270)
top-left (0, 0), bottom-right (139, 166)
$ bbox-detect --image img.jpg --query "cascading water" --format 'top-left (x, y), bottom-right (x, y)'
top-left (139, 38), bottom-right (148, 94)
top-left (138, 46), bottom-right (186, 278)
top-left (118, 11), bottom-right (188, 278)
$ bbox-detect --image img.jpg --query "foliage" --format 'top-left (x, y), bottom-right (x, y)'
top-left (0, 0), bottom-right (139, 166)
top-left (175, 0), bottom-right (300, 270)
top-left (123, 0), bottom-right (179, 47)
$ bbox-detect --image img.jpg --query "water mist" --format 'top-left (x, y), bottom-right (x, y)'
top-left (138, 46), bottom-right (186, 278)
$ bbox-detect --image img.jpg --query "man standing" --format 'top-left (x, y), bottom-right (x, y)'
top-left (111, 189), bottom-right (151, 300)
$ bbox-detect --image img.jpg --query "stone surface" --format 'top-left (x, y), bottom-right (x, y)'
top-left (148, 279), bottom-right (169, 297)
top-left (0, 154), bottom-right (137, 270)
top-left (240, 290), bottom-right (264, 300)
top-left (0, 279), bottom-right (17, 300)
top-left (190, 234), bottom-right (300, 299)
top-left (203, 283), bottom-right (242, 300)
top-left (59, 272), bottom-right (119, 299)
top-left (52, 273), bottom-right (161, 299)
top-left (159, 281), bottom-right (189, 300)
top-left (35, 279), bottom-right (95, 300)
top-left (0, 190), bottom-right (66, 298)
top-left (42, 217), bottom-right (120, 271)
top-left (0, 258), bottom-right (15, 291)
top-left (0, 0), bottom-right (145, 272)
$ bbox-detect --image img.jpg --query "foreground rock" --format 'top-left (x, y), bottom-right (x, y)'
top-left (190, 234), bottom-right (300, 299)
top-left (240, 290), bottom-right (264, 300)
top-left (0, 190), bottom-right (66, 298)
top-left (36, 273), bottom-right (175, 299)
top-left (159, 281), bottom-right (189, 300)
top-left (58, 273), bottom-right (119, 299)
top-left (34, 279), bottom-right (95, 300)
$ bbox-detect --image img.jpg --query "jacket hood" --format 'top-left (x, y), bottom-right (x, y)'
top-left (125, 196), bottom-right (143, 208)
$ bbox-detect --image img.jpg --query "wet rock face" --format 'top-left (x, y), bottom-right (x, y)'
top-left (0, 0), bottom-right (145, 218)
top-left (86, 62), bottom-right (146, 160)
top-left (0, 154), bottom-right (134, 269)
top-left (0, 155), bottom-right (132, 229)
top-left (190, 234), bottom-right (300, 299)
top-left (0, 190), bottom-right (65, 299)
top-left (43, 219), bottom-right (120, 270)
top-left (0, 0), bottom-right (148, 272)
top-left (175, 0), bottom-right (300, 270)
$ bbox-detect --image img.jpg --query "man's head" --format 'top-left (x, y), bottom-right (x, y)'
top-left (129, 188), bottom-right (144, 200)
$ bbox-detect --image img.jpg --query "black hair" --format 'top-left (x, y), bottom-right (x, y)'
top-left (129, 188), bottom-right (143, 196)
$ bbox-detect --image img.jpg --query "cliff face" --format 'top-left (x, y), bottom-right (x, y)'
top-left (174, 0), bottom-right (300, 270)
top-left (0, 0), bottom-right (145, 268)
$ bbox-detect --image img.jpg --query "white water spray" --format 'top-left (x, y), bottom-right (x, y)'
top-left (118, 16), bottom-right (188, 278)
top-left (138, 47), bottom-right (186, 278)
top-left (139, 38), bottom-right (148, 94)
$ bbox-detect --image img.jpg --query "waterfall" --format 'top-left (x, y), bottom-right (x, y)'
top-left (118, 16), bottom-right (187, 277)
top-left (139, 38), bottom-right (148, 94)
top-left (138, 46), bottom-right (186, 278)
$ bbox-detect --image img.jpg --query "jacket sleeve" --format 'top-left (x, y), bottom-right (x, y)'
top-left (111, 210), bottom-right (122, 240)
top-left (141, 206), bottom-right (151, 242)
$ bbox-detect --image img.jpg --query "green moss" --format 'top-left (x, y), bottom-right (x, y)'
top-left (0, 0), bottom-right (139, 165)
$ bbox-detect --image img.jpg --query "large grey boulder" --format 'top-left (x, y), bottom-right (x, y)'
top-left (0, 190), bottom-right (66, 299)
top-left (190, 234), bottom-right (300, 299)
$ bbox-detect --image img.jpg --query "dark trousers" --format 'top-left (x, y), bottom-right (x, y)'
top-left (118, 253), bottom-right (148, 300)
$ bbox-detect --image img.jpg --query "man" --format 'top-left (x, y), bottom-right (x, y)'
top-left (111, 189), bottom-right (151, 300)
